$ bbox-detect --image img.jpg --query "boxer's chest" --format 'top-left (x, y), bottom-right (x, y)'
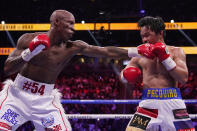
top-left (139, 57), bottom-right (167, 75)
top-left (30, 44), bottom-right (79, 69)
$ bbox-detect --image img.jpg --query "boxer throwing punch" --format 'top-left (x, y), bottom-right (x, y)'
top-left (121, 16), bottom-right (195, 131)
top-left (0, 10), bottom-right (130, 131)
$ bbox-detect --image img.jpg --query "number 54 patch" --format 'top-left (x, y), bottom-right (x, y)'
top-left (129, 114), bottom-right (151, 130)
top-left (23, 81), bottom-right (45, 95)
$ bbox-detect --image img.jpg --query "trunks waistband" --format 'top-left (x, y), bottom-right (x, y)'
top-left (142, 87), bottom-right (182, 100)
top-left (13, 73), bottom-right (55, 95)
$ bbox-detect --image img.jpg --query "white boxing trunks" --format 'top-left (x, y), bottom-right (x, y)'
top-left (127, 88), bottom-right (195, 131)
top-left (0, 73), bottom-right (72, 131)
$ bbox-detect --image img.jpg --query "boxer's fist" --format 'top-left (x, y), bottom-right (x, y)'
top-left (152, 42), bottom-right (169, 62)
top-left (29, 34), bottom-right (50, 52)
top-left (21, 34), bottom-right (50, 61)
top-left (121, 66), bottom-right (142, 84)
top-left (137, 43), bottom-right (155, 59)
top-left (152, 42), bottom-right (176, 71)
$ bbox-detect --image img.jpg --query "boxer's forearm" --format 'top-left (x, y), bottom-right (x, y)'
top-left (168, 51), bottom-right (188, 84)
top-left (4, 56), bottom-right (26, 76)
top-left (105, 46), bottom-right (129, 59)
top-left (79, 40), bottom-right (129, 59)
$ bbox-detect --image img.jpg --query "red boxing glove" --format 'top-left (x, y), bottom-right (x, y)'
top-left (152, 42), bottom-right (169, 62)
top-left (128, 43), bottom-right (155, 59)
top-left (121, 66), bottom-right (142, 84)
top-left (152, 42), bottom-right (176, 71)
top-left (137, 43), bottom-right (155, 59)
top-left (29, 34), bottom-right (50, 52)
top-left (21, 34), bottom-right (50, 61)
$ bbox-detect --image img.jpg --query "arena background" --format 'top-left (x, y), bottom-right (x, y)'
top-left (0, 0), bottom-right (197, 130)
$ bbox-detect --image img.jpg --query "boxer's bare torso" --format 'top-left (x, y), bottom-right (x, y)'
top-left (19, 32), bottom-right (82, 83)
top-left (129, 46), bottom-right (186, 89)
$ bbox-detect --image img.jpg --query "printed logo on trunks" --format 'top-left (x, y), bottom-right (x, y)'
top-left (23, 81), bottom-right (45, 95)
top-left (129, 114), bottom-right (151, 130)
top-left (146, 88), bottom-right (178, 99)
top-left (41, 114), bottom-right (54, 127)
top-left (173, 109), bottom-right (189, 119)
top-left (45, 124), bottom-right (62, 131)
top-left (1, 109), bottom-right (19, 125)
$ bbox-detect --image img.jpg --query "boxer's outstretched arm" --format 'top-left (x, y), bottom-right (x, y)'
top-left (4, 34), bottom-right (29, 76)
top-left (76, 40), bottom-right (129, 59)
top-left (169, 48), bottom-right (188, 84)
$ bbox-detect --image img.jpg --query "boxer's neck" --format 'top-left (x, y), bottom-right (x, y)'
top-left (47, 30), bottom-right (68, 46)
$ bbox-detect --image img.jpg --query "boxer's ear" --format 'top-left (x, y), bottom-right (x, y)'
top-left (54, 18), bottom-right (59, 27)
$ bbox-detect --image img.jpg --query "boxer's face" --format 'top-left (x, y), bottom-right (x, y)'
top-left (59, 14), bottom-right (75, 40)
top-left (140, 26), bottom-right (161, 44)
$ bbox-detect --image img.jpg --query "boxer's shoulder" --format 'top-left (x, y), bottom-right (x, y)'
top-left (172, 46), bottom-right (184, 55)
top-left (167, 46), bottom-right (185, 58)
top-left (19, 32), bottom-right (47, 41)
top-left (167, 45), bottom-right (182, 53)
top-left (17, 33), bottom-right (33, 49)
top-left (18, 33), bottom-right (36, 43)
top-left (158, 45), bottom-right (185, 66)
top-left (19, 32), bottom-right (38, 40)
top-left (17, 32), bottom-right (48, 49)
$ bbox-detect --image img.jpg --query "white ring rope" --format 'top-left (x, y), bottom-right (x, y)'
top-left (66, 114), bottom-right (197, 119)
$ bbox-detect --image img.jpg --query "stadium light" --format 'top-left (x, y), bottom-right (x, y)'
top-left (170, 20), bottom-right (175, 23)
top-left (1, 21), bottom-right (5, 25)
top-left (81, 20), bottom-right (85, 24)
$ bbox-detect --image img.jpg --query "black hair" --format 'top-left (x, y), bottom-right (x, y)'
top-left (138, 16), bottom-right (166, 39)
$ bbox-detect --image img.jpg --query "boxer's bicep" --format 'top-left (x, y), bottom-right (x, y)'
top-left (173, 48), bottom-right (188, 72)
top-left (8, 33), bottom-right (30, 58)
top-left (169, 48), bottom-right (188, 84)
top-left (4, 34), bottom-right (30, 74)
top-left (7, 49), bottom-right (23, 59)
